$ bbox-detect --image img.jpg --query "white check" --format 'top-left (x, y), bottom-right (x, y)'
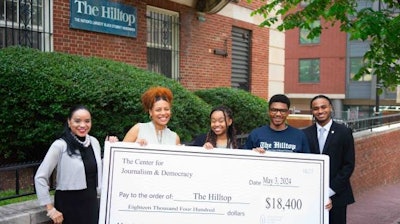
top-left (99, 142), bottom-right (329, 224)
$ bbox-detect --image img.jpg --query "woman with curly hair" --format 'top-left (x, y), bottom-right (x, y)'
top-left (123, 86), bottom-right (180, 145)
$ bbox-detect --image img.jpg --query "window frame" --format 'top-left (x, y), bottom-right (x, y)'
top-left (0, 0), bottom-right (52, 51)
top-left (146, 5), bottom-right (180, 80)
top-left (349, 57), bottom-right (371, 82)
top-left (299, 20), bottom-right (320, 45)
top-left (299, 58), bottom-right (320, 83)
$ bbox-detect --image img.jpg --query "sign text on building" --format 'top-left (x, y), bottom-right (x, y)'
top-left (70, 0), bottom-right (137, 38)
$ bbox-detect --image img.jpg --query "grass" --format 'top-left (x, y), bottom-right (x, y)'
top-left (0, 188), bottom-right (38, 206)
top-left (0, 194), bottom-right (37, 206)
top-left (0, 189), bottom-right (56, 206)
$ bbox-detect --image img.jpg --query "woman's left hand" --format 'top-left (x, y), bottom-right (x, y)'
top-left (203, 142), bottom-right (214, 150)
top-left (136, 138), bottom-right (148, 146)
top-left (325, 198), bottom-right (332, 210)
top-left (105, 136), bottom-right (119, 143)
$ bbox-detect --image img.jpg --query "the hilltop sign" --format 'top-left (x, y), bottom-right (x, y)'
top-left (70, 0), bottom-right (137, 38)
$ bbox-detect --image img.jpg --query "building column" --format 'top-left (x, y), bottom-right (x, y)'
top-left (332, 99), bottom-right (343, 119)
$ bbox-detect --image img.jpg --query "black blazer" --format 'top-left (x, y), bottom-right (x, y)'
top-left (191, 133), bottom-right (207, 147)
top-left (303, 121), bottom-right (355, 207)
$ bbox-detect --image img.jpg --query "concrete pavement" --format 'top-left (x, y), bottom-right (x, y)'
top-left (0, 199), bottom-right (50, 224)
top-left (1, 182), bottom-right (400, 223)
top-left (348, 181), bottom-right (400, 224)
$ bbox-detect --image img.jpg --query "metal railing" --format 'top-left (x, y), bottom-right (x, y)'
top-left (0, 160), bottom-right (54, 201)
top-left (1, 0), bottom-right (53, 51)
top-left (336, 113), bottom-right (400, 132)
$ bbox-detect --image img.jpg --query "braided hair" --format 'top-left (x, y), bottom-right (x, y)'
top-left (205, 105), bottom-right (238, 149)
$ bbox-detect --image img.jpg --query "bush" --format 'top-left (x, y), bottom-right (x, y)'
top-left (194, 87), bottom-right (269, 134)
top-left (0, 47), bottom-right (210, 162)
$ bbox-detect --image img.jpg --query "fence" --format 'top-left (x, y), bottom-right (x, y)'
top-left (343, 112), bottom-right (400, 132)
top-left (0, 161), bottom-right (54, 201)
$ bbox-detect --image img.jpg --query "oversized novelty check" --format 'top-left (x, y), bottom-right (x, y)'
top-left (99, 142), bottom-right (329, 224)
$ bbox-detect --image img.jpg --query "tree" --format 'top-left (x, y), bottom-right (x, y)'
top-left (250, 0), bottom-right (400, 91)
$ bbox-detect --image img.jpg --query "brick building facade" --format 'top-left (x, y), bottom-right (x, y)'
top-left (0, 0), bottom-right (285, 99)
top-left (284, 1), bottom-right (399, 117)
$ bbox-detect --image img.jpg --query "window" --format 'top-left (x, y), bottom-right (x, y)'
top-left (299, 59), bottom-right (320, 83)
top-left (0, 0), bottom-right (52, 51)
top-left (231, 27), bottom-right (250, 91)
top-left (146, 6), bottom-right (180, 80)
top-left (300, 20), bottom-right (320, 44)
top-left (350, 57), bottom-right (371, 82)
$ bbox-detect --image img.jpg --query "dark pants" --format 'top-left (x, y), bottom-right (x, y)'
top-left (330, 205), bottom-right (347, 224)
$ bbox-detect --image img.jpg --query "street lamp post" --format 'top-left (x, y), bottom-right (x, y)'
top-left (375, 0), bottom-right (382, 117)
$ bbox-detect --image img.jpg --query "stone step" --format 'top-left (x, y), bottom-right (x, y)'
top-left (0, 199), bottom-right (51, 224)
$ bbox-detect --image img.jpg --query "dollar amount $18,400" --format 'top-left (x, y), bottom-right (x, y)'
top-left (265, 197), bottom-right (303, 210)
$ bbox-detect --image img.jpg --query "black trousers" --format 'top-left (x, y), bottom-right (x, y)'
top-left (330, 205), bottom-right (347, 224)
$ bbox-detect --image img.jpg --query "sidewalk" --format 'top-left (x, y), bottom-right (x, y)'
top-left (0, 199), bottom-right (50, 224)
top-left (348, 181), bottom-right (400, 224)
top-left (1, 183), bottom-right (399, 224)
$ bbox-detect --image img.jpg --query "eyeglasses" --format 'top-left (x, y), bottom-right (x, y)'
top-left (269, 108), bottom-right (289, 114)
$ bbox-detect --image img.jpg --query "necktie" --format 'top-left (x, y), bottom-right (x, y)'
top-left (318, 128), bottom-right (326, 153)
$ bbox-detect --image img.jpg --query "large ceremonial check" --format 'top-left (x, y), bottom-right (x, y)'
top-left (99, 142), bottom-right (330, 224)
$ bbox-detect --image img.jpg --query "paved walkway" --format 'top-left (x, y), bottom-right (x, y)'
top-left (348, 181), bottom-right (400, 224)
top-left (1, 183), bottom-right (400, 224)
top-left (0, 182), bottom-right (399, 224)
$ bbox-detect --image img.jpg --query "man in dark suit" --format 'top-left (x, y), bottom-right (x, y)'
top-left (303, 95), bottom-right (355, 224)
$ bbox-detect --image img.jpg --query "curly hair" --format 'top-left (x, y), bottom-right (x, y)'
top-left (205, 105), bottom-right (238, 149)
top-left (141, 86), bottom-right (173, 112)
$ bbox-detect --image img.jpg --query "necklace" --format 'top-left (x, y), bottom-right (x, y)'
top-left (71, 132), bottom-right (91, 147)
top-left (156, 130), bottom-right (163, 144)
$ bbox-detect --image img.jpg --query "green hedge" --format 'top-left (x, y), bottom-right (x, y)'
top-left (0, 47), bottom-right (270, 162)
top-left (194, 87), bottom-right (269, 134)
top-left (0, 47), bottom-right (210, 162)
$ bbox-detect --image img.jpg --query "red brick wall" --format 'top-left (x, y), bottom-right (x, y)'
top-left (285, 21), bottom-right (347, 95)
top-left (0, 168), bottom-right (37, 192)
top-left (286, 114), bottom-right (313, 128)
top-left (237, 0), bottom-right (267, 9)
top-left (53, 0), bottom-right (269, 99)
top-left (351, 128), bottom-right (400, 196)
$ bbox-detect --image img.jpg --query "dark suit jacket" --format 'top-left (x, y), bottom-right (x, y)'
top-left (303, 121), bottom-right (355, 207)
top-left (191, 133), bottom-right (207, 147)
